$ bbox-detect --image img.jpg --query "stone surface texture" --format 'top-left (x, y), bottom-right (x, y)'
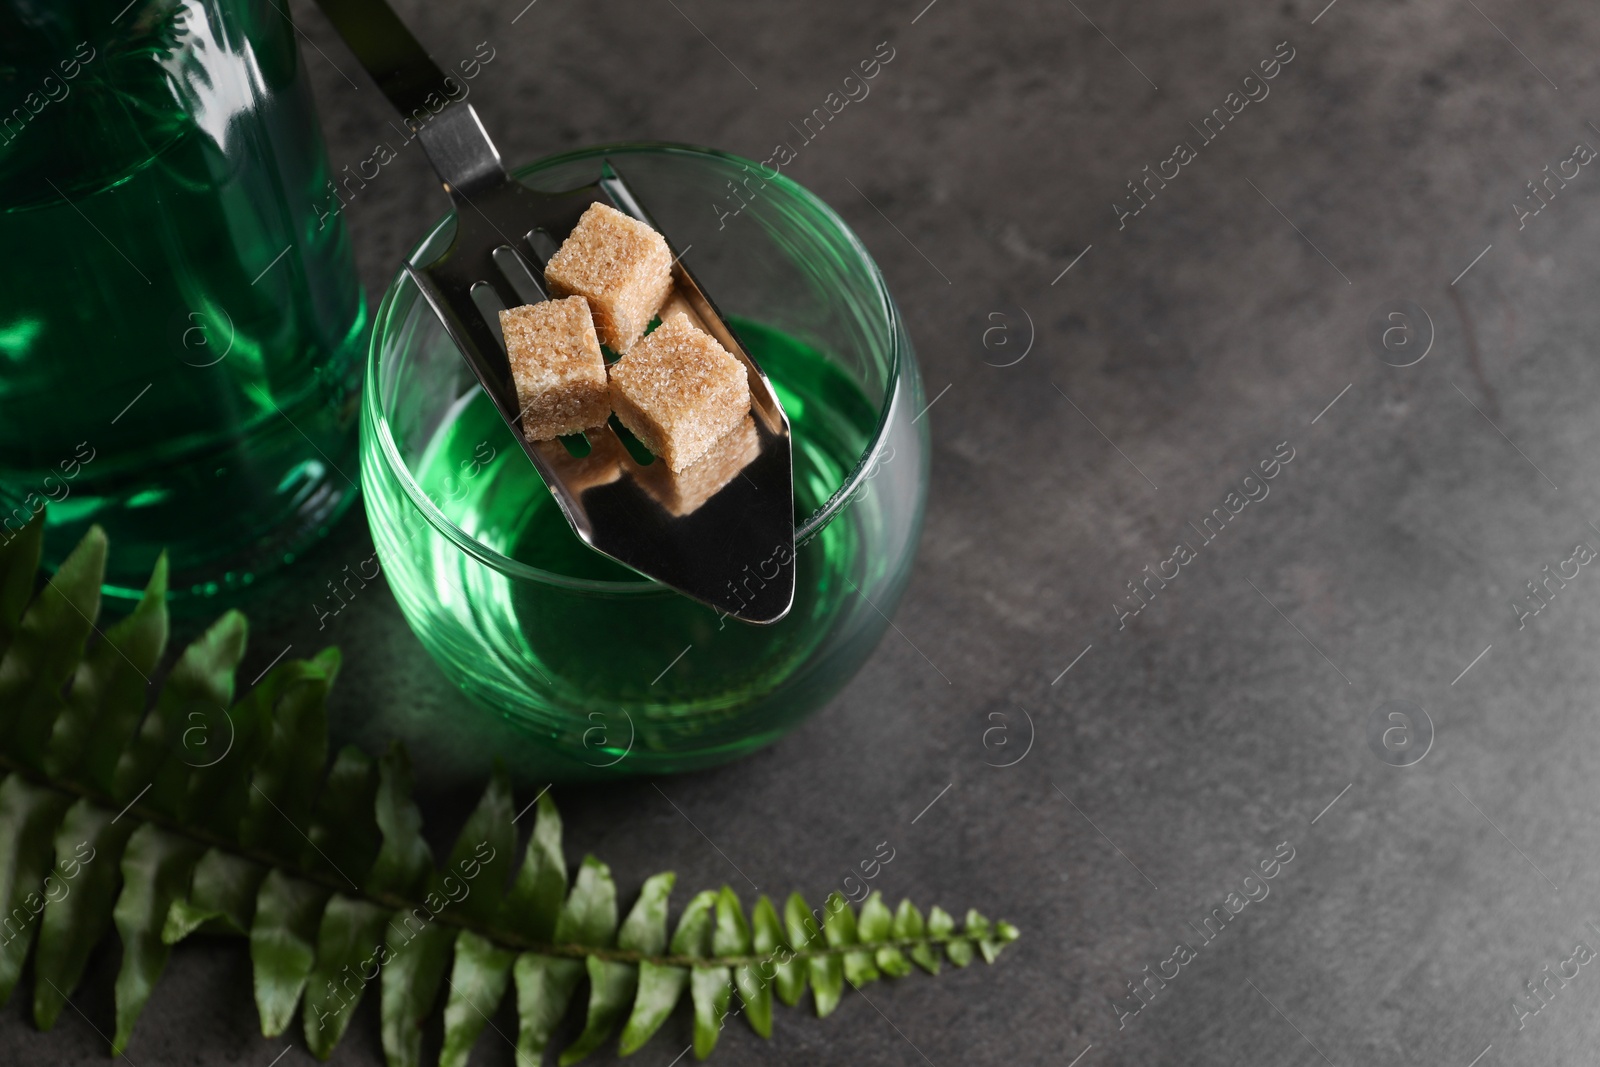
top-left (8, 0), bottom-right (1600, 1064)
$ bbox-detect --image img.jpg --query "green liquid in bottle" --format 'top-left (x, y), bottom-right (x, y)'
top-left (0, 1), bottom-right (366, 596)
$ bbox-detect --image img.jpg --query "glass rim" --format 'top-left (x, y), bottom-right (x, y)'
top-left (365, 140), bottom-right (904, 593)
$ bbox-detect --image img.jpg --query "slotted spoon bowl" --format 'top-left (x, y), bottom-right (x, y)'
top-left (314, 0), bottom-right (796, 623)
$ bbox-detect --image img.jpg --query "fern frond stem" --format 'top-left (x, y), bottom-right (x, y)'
top-left (0, 750), bottom-right (989, 969)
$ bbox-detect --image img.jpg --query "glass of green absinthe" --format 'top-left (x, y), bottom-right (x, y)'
top-left (363, 145), bottom-right (929, 778)
top-left (0, 1), bottom-right (366, 596)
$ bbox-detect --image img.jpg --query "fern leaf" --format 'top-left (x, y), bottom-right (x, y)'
top-left (557, 853), bottom-right (617, 946)
top-left (438, 930), bottom-right (515, 1067)
top-left (515, 854), bottom-right (617, 1062)
top-left (0, 522), bottom-right (1021, 1065)
top-left (440, 789), bottom-right (565, 1066)
top-left (302, 745), bottom-right (409, 1055)
top-left (303, 894), bottom-right (391, 1056)
top-left (251, 740), bottom-right (367, 1038)
top-left (513, 953), bottom-right (584, 1063)
top-left (825, 889), bottom-right (879, 987)
top-left (703, 887), bottom-right (752, 1051)
top-left (316, 742), bottom-right (447, 1062)
top-left (0, 527), bottom-right (105, 771)
top-left (502, 789), bottom-right (565, 939)
top-left (0, 512), bottom-right (45, 657)
top-left (303, 744), bottom-right (379, 881)
top-left (238, 660), bottom-right (335, 857)
top-left (381, 921), bottom-right (452, 1067)
top-left (563, 955), bottom-right (634, 1065)
top-left (802, 893), bottom-right (845, 1016)
top-left (32, 799), bottom-right (136, 1029)
top-left (619, 870), bottom-right (674, 956)
top-left (249, 870), bottom-right (328, 1036)
top-left (367, 743), bottom-right (432, 897)
top-left (163, 849), bottom-right (264, 942)
top-left (690, 967), bottom-right (732, 1056)
top-left (111, 824), bottom-right (204, 1052)
top-left (110, 610), bottom-right (246, 812)
top-left (893, 898), bottom-right (938, 974)
top-left (743, 895), bottom-right (782, 1033)
top-left (621, 885), bottom-right (707, 1055)
top-left (561, 870), bottom-right (671, 1064)
top-left (381, 762), bottom-right (512, 1067)
top-left (668, 888), bottom-right (722, 1058)
top-left (929, 905), bottom-right (969, 965)
top-left (860, 891), bottom-right (910, 977)
top-left (443, 763), bottom-right (516, 925)
top-left (775, 892), bottom-right (811, 1006)
top-left (50, 554), bottom-right (167, 787)
top-left (0, 775), bottom-right (72, 1003)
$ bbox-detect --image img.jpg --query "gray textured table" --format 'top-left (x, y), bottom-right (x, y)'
top-left (10, 0), bottom-right (1600, 1064)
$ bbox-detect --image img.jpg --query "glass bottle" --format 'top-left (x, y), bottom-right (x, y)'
top-left (0, 0), bottom-right (366, 597)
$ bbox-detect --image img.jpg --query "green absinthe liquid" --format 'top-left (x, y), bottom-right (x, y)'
top-left (389, 320), bottom-right (880, 757)
top-left (0, 2), bottom-right (366, 596)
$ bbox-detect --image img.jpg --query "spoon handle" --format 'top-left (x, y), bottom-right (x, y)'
top-left (311, 0), bottom-right (507, 198)
top-left (312, 0), bottom-right (450, 119)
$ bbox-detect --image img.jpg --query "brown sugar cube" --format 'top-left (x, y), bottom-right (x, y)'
top-left (657, 289), bottom-right (708, 334)
top-left (544, 202), bottom-right (673, 354)
top-left (638, 414), bottom-right (760, 516)
top-left (499, 297), bottom-right (610, 441)
top-left (530, 423), bottom-right (624, 495)
top-left (609, 315), bottom-right (751, 472)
